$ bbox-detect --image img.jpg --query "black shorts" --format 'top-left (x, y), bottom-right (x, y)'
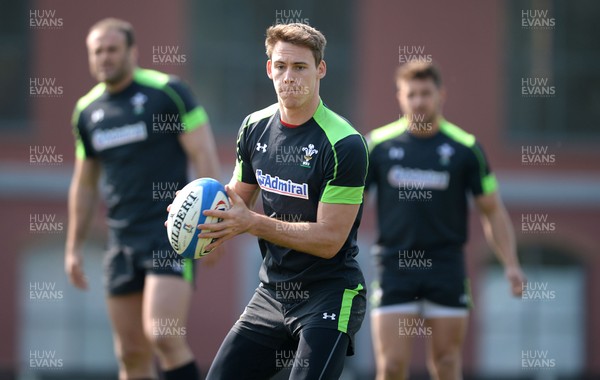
top-left (233, 282), bottom-right (366, 355)
top-left (371, 247), bottom-right (471, 309)
top-left (103, 233), bottom-right (194, 295)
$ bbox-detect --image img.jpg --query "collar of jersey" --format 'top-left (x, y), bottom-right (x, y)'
top-left (279, 98), bottom-right (324, 130)
top-left (105, 78), bottom-right (137, 99)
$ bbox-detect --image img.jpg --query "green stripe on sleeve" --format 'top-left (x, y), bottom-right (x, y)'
top-left (368, 118), bottom-right (407, 150)
top-left (482, 174), bottom-right (498, 194)
top-left (312, 101), bottom-right (367, 204)
top-left (162, 85), bottom-right (188, 121)
top-left (133, 68), bottom-right (170, 87)
top-left (471, 143), bottom-right (496, 194)
top-left (247, 103), bottom-right (279, 125)
top-left (321, 185), bottom-right (364, 204)
top-left (72, 83), bottom-right (106, 126)
top-left (338, 283), bottom-right (364, 333)
top-left (439, 120), bottom-right (496, 195)
top-left (233, 160), bottom-right (243, 182)
top-left (183, 258), bottom-right (193, 282)
top-left (72, 83), bottom-right (106, 159)
top-left (361, 135), bottom-right (370, 184)
top-left (233, 115), bottom-right (252, 183)
top-left (75, 139), bottom-right (86, 159)
top-left (439, 119), bottom-right (475, 147)
top-left (133, 68), bottom-right (196, 128)
top-left (182, 106), bottom-right (209, 132)
top-left (312, 100), bottom-right (360, 146)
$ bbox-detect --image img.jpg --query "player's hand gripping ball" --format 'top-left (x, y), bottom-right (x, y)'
top-left (166, 178), bottom-right (230, 259)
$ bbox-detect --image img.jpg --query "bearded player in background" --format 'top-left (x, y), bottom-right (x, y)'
top-left (366, 61), bottom-right (526, 380)
top-left (65, 18), bottom-right (219, 380)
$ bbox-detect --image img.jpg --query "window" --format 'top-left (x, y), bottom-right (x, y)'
top-left (20, 240), bottom-right (117, 377)
top-left (0, 1), bottom-right (29, 131)
top-left (506, 0), bottom-right (600, 140)
top-left (188, 0), bottom-right (357, 136)
top-left (478, 244), bottom-right (584, 377)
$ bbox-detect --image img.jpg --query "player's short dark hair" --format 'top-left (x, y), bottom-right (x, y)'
top-left (396, 61), bottom-right (442, 88)
top-left (265, 23), bottom-right (326, 66)
top-left (89, 18), bottom-right (135, 47)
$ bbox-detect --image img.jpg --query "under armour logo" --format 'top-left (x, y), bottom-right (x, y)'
top-left (322, 313), bottom-right (336, 320)
top-left (256, 143), bottom-right (268, 152)
top-left (91, 108), bottom-right (104, 124)
top-left (389, 147), bottom-right (404, 160)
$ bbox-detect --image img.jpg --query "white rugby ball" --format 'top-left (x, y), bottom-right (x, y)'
top-left (166, 178), bottom-right (230, 259)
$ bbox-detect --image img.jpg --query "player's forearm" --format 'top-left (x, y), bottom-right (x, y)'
top-left (66, 183), bottom-right (98, 254)
top-left (192, 149), bottom-right (221, 181)
top-left (483, 208), bottom-right (520, 269)
top-left (227, 179), bottom-right (259, 209)
top-left (248, 213), bottom-right (343, 259)
top-left (181, 123), bottom-right (221, 180)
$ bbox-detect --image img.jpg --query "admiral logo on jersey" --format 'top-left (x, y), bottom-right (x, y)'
top-left (255, 169), bottom-right (309, 199)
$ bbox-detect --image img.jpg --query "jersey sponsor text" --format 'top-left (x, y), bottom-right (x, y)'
top-left (91, 121), bottom-right (148, 151)
top-left (255, 169), bottom-right (309, 199)
top-left (388, 165), bottom-right (449, 190)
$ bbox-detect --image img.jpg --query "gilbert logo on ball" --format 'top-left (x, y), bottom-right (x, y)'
top-left (166, 178), bottom-right (230, 259)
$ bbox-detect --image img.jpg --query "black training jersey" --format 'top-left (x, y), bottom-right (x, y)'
top-left (72, 68), bottom-right (209, 241)
top-left (234, 100), bottom-right (369, 288)
top-left (366, 117), bottom-right (497, 254)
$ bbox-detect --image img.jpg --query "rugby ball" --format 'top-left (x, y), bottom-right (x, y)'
top-left (166, 178), bottom-right (230, 259)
